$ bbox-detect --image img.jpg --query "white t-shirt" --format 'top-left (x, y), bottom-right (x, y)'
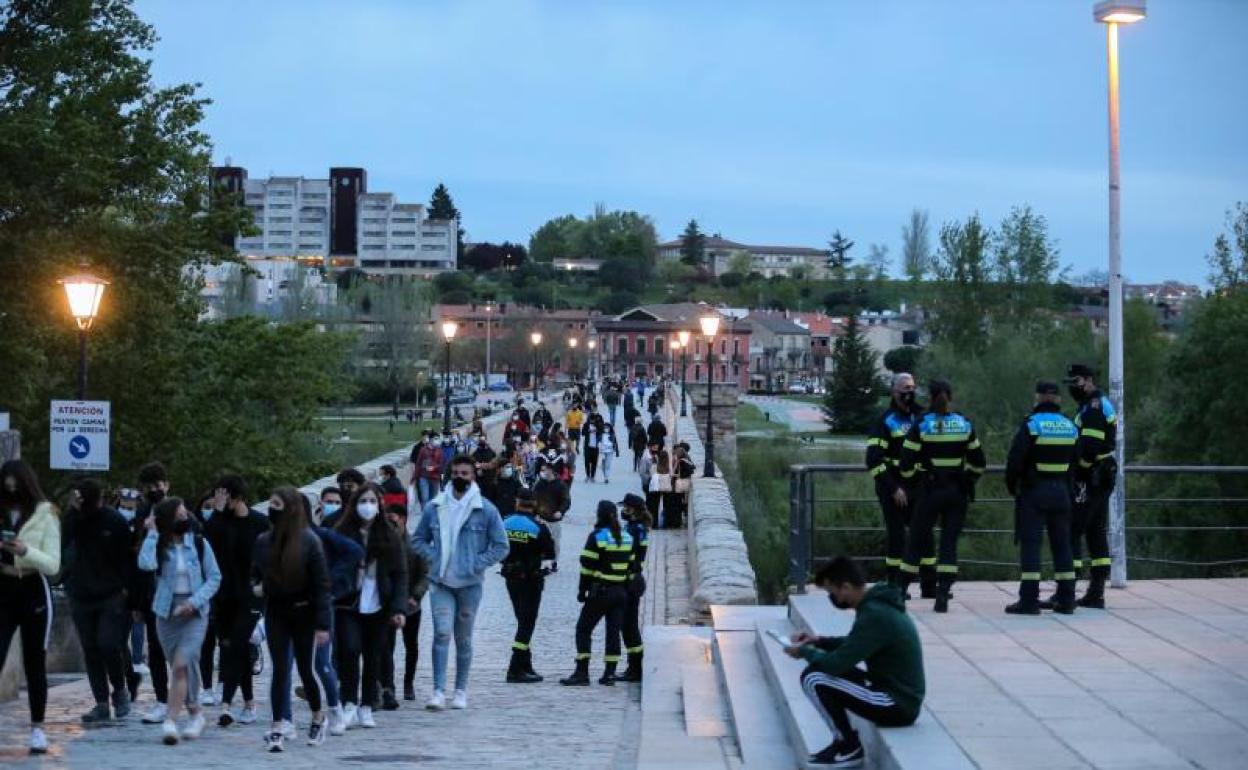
top-left (358, 561), bottom-right (381, 614)
top-left (173, 547), bottom-right (192, 595)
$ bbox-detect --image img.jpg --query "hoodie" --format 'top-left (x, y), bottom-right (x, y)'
top-left (800, 583), bottom-right (926, 722)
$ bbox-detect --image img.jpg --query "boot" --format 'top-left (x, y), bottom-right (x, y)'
top-left (598, 661), bottom-right (618, 686)
top-left (1008, 579), bottom-right (1042, 615)
top-left (1077, 568), bottom-right (1107, 609)
top-left (933, 574), bottom-right (954, 613)
top-left (896, 571), bottom-right (914, 602)
top-left (1037, 594), bottom-right (1058, 611)
top-left (919, 564), bottom-right (938, 599)
top-left (616, 652), bottom-right (643, 683)
top-left (524, 652), bottom-right (544, 681)
top-left (381, 688), bottom-right (400, 711)
top-left (403, 681), bottom-right (416, 701)
top-left (507, 650), bottom-right (543, 684)
top-left (560, 659), bottom-right (590, 687)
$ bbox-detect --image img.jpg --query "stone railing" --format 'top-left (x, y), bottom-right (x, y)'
top-left (668, 385), bottom-right (758, 620)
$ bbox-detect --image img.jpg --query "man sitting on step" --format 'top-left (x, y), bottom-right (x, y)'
top-left (786, 556), bottom-right (926, 769)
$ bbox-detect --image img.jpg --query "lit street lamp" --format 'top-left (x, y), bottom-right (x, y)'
top-left (484, 302), bottom-right (493, 386)
top-left (699, 314), bottom-right (721, 478)
top-left (568, 337), bottom-right (578, 382)
top-left (530, 331), bottom-right (543, 400)
top-left (587, 339), bottom-right (597, 381)
top-left (59, 269), bottom-right (109, 400)
top-left (441, 320), bottom-right (458, 433)
top-left (678, 329), bottom-right (691, 417)
top-left (1094, 0), bottom-right (1145, 588)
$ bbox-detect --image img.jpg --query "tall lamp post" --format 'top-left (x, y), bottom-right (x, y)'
top-left (587, 339), bottom-right (597, 381)
top-left (484, 302), bottom-right (493, 387)
top-left (568, 337), bottom-right (578, 383)
top-left (59, 270), bottom-right (109, 400)
top-left (699, 314), bottom-right (720, 477)
top-left (530, 331), bottom-right (543, 400)
top-left (678, 330), bottom-right (691, 417)
top-left (441, 320), bottom-right (458, 432)
top-left (1094, 0), bottom-right (1145, 588)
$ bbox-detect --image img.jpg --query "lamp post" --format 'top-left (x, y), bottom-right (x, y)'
top-left (699, 314), bottom-right (721, 477)
top-left (587, 339), bottom-right (597, 381)
top-left (568, 337), bottom-right (578, 383)
top-left (530, 331), bottom-right (543, 400)
top-left (484, 302), bottom-right (493, 387)
top-left (678, 329), bottom-right (691, 417)
top-left (1094, 0), bottom-right (1145, 588)
top-left (669, 338), bottom-right (677, 383)
top-left (441, 320), bottom-right (458, 433)
top-left (59, 270), bottom-right (109, 400)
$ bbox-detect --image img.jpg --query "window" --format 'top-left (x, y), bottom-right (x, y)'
top-left (391, 230), bottom-right (417, 236)
top-left (617, 338), bottom-right (627, 356)
top-left (636, 338), bottom-right (646, 356)
top-left (270, 203), bottom-right (292, 210)
top-left (363, 217), bottom-right (386, 224)
top-left (733, 339), bottom-right (741, 355)
top-left (720, 365), bottom-right (727, 381)
top-left (733, 364), bottom-right (740, 376)
top-left (720, 340), bottom-right (727, 355)
top-left (269, 242), bottom-right (291, 249)
top-left (694, 364), bottom-right (702, 382)
top-left (363, 230), bottom-right (386, 237)
top-left (297, 243), bottom-right (321, 250)
top-left (268, 189), bottom-right (293, 197)
top-left (302, 193), bottom-right (326, 200)
top-left (475, 322), bottom-right (484, 330)
top-left (299, 229), bottom-right (321, 237)
top-left (422, 230), bottom-right (444, 238)
top-left (362, 260), bottom-right (386, 267)
top-left (654, 337), bottom-right (664, 356)
top-left (270, 217), bottom-right (291, 223)
top-left (362, 244), bottom-right (385, 251)
top-left (393, 244), bottom-right (415, 250)
top-left (421, 244), bottom-right (445, 251)
top-left (269, 229), bottom-right (291, 236)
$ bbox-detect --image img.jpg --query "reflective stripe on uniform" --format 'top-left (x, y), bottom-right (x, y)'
top-left (1054, 571), bottom-right (1076, 581)
top-left (902, 440), bottom-right (922, 452)
top-left (1081, 428), bottom-right (1106, 440)
top-left (900, 562), bottom-right (920, 574)
top-left (919, 557), bottom-right (938, 567)
top-left (576, 652), bottom-right (591, 660)
top-left (930, 457), bottom-right (964, 468)
top-left (867, 437), bottom-right (889, 448)
top-left (870, 464), bottom-right (888, 477)
top-left (512, 641), bottom-right (529, 651)
top-left (923, 433), bottom-right (971, 443)
top-left (1020, 571), bottom-right (1042, 581)
top-left (1035, 463), bottom-right (1070, 473)
top-left (884, 557), bottom-right (902, 567)
top-left (936, 564), bottom-right (959, 574)
top-left (1090, 557), bottom-right (1112, 567)
top-left (626, 645), bottom-right (644, 654)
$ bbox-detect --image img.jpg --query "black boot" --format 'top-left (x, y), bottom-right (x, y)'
top-left (1005, 600), bottom-right (1041, 615)
top-left (507, 650), bottom-right (543, 684)
top-left (897, 571), bottom-right (914, 602)
top-left (560, 659), bottom-right (590, 687)
top-left (616, 652), bottom-right (643, 682)
top-left (1052, 579), bottom-right (1077, 615)
top-left (1077, 568), bottom-right (1107, 609)
top-left (1037, 594), bottom-right (1058, 611)
top-left (933, 574), bottom-right (954, 613)
top-left (598, 661), bottom-right (618, 686)
top-left (381, 688), bottom-right (400, 710)
top-left (919, 564), bottom-right (938, 599)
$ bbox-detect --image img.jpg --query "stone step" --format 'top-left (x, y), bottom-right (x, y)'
top-left (682, 663), bottom-right (731, 738)
top-left (755, 618), bottom-right (836, 769)
top-left (638, 625), bottom-right (730, 770)
top-left (715, 624), bottom-right (799, 770)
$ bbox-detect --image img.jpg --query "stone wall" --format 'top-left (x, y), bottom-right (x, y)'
top-left (685, 383), bottom-right (740, 465)
top-left (668, 386), bottom-right (758, 621)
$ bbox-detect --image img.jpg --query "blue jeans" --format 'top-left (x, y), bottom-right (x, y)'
top-left (429, 582), bottom-right (483, 692)
top-left (279, 618), bottom-right (340, 720)
top-left (130, 618), bottom-right (145, 663)
top-left (418, 478), bottom-right (441, 507)
top-left (608, 405), bottom-right (618, 425)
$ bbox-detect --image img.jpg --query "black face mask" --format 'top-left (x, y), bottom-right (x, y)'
top-left (828, 593), bottom-right (851, 610)
top-left (173, 518), bottom-right (191, 535)
top-left (899, 391), bottom-right (916, 408)
top-left (1068, 385), bottom-right (1088, 403)
top-left (146, 488), bottom-right (166, 505)
top-left (451, 477), bottom-right (471, 493)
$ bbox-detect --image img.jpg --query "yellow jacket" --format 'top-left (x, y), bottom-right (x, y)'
top-left (11, 502), bottom-right (61, 577)
top-left (566, 409), bottom-right (585, 430)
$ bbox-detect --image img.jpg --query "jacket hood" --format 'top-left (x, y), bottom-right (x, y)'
top-left (863, 582), bottom-right (907, 612)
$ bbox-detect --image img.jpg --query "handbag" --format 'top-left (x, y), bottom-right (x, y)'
top-left (673, 477), bottom-right (692, 494)
top-left (649, 473), bottom-right (673, 493)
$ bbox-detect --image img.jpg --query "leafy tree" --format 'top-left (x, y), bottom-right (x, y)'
top-left (432, 270), bottom-right (473, 303)
top-left (992, 205), bottom-right (1061, 325)
top-left (928, 213), bottom-right (993, 355)
top-left (428, 183), bottom-right (464, 259)
top-left (883, 345), bottom-right (924, 375)
top-left (827, 230), bottom-right (856, 278)
top-left (528, 214), bottom-right (581, 262)
top-left (462, 241), bottom-right (527, 272)
top-left (726, 249), bottom-right (754, 277)
top-left (901, 209), bottom-right (931, 281)
top-left (680, 219), bottom-right (707, 267)
top-left (823, 316), bottom-right (882, 433)
top-left (865, 243), bottom-right (891, 281)
top-left (1206, 201), bottom-right (1248, 291)
top-left (336, 281), bottom-right (431, 414)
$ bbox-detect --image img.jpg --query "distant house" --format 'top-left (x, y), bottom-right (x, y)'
top-left (744, 312), bottom-right (813, 392)
top-left (591, 302), bottom-right (752, 388)
top-left (656, 236), bottom-right (831, 279)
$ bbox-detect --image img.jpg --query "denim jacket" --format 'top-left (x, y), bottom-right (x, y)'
top-left (137, 530), bottom-right (222, 620)
top-left (411, 492), bottom-right (508, 589)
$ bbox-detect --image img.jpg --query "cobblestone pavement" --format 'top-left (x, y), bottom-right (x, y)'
top-left (0, 396), bottom-right (680, 770)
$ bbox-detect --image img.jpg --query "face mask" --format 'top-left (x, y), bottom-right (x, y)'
top-left (119, 507), bottom-right (137, 522)
top-left (451, 477), bottom-right (471, 493)
top-left (357, 502), bottom-right (379, 521)
top-left (501, 467), bottom-right (515, 479)
top-left (1068, 385), bottom-right (1087, 403)
top-left (269, 507), bottom-right (285, 526)
top-left (322, 502), bottom-right (341, 518)
top-left (146, 488), bottom-right (166, 505)
top-left (829, 593), bottom-right (850, 610)
top-left (899, 391), bottom-right (915, 407)
top-left (200, 508), bottom-right (214, 522)
top-left (541, 471), bottom-right (554, 481)
top-left (173, 518), bottom-right (191, 535)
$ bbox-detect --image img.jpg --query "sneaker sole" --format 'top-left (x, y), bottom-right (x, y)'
top-left (162, 736), bottom-right (179, 746)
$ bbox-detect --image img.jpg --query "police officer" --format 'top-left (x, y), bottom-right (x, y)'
top-left (561, 501), bottom-right (633, 687)
top-left (501, 489), bottom-right (556, 683)
top-left (865, 372), bottom-right (933, 594)
top-left (615, 494), bottom-right (651, 683)
top-left (898, 379), bottom-right (986, 613)
top-left (1063, 363), bottom-right (1118, 609)
top-left (1005, 382), bottom-right (1079, 615)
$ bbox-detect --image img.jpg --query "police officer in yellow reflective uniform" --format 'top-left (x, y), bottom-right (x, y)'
top-left (1005, 382), bottom-right (1079, 615)
top-left (898, 379), bottom-right (986, 613)
top-left (560, 501), bottom-right (633, 687)
top-left (1063, 363), bottom-right (1118, 609)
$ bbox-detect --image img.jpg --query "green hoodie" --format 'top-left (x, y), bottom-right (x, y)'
top-left (800, 583), bottom-right (925, 721)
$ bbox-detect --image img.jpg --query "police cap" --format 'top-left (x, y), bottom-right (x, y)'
top-left (1035, 381), bottom-right (1060, 396)
top-left (1064, 363), bottom-right (1098, 382)
top-left (928, 378), bottom-right (953, 398)
top-left (618, 493), bottom-right (647, 511)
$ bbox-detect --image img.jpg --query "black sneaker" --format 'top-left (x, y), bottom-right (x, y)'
top-left (81, 704), bottom-right (112, 724)
top-left (811, 739), bottom-right (864, 768)
top-left (381, 690), bottom-right (400, 711)
top-left (306, 721), bottom-right (326, 747)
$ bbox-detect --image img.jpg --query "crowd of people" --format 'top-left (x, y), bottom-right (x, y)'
top-left (0, 376), bottom-right (682, 757)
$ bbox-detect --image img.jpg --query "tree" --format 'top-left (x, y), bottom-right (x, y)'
top-left (901, 209), bottom-right (932, 281)
top-left (992, 204), bottom-right (1061, 325)
top-left (883, 345), bottom-right (924, 375)
top-left (726, 249), bottom-right (754, 277)
top-left (1207, 201), bottom-right (1248, 291)
top-left (528, 214), bottom-right (581, 262)
top-left (823, 316), bottom-right (882, 433)
top-left (865, 243), bottom-right (890, 281)
top-left (680, 219), bottom-right (707, 267)
top-left (928, 213), bottom-right (993, 355)
top-left (428, 183), bottom-right (464, 259)
top-left (462, 241), bottom-right (527, 272)
top-left (827, 230), bottom-right (856, 278)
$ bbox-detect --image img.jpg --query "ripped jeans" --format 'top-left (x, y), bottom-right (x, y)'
top-left (429, 583), bottom-right (483, 692)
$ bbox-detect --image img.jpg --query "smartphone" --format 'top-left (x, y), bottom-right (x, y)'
top-left (766, 628), bottom-right (795, 648)
top-left (0, 530), bottom-right (16, 543)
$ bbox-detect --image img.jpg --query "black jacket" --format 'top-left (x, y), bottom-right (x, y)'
top-left (404, 540), bottom-right (430, 614)
top-left (203, 507), bottom-right (271, 608)
top-left (533, 478), bottom-right (571, 522)
top-left (62, 505), bottom-right (133, 604)
top-left (335, 522), bottom-right (409, 617)
top-left (251, 529), bottom-right (332, 631)
top-left (492, 475), bottom-right (523, 517)
top-left (647, 420), bottom-right (667, 447)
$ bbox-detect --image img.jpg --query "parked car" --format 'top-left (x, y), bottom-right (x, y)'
top-left (448, 387), bottom-right (476, 405)
top-left (486, 381), bottom-right (513, 392)
top-left (787, 383), bottom-right (809, 394)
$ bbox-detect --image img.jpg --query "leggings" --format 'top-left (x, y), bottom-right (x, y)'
top-left (0, 573), bottom-right (52, 723)
top-left (382, 610), bottom-right (422, 692)
top-left (265, 606), bottom-right (322, 720)
top-left (200, 618), bottom-right (216, 690)
top-left (801, 666), bottom-right (914, 741)
top-left (335, 609), bottom-right (387, 707)
top-left (71, 594), bottom-right (128, 705)
top-left (143, 609), bottom-right (169, 703)
top-left (583, 447), bottom-right (600, 479)
top-left (214, 602), bottom-right (261, 705)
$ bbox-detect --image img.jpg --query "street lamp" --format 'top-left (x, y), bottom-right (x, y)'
top-left (678, 329), bottom-right (691, 417)
top-left (1095, 0), bottom-right (1144, 588)
top-left (530, 331), bottom-right (543, 400)
top-left (484, 302), bottom-right (493, 387)
top-left (569, 337), bottom-right (578, 382)
top-left (441, 320), bottom-right (458, 432)
top-left (59, 269), bottom-right (109, 400)
top-left (587, 339), bottom-right (597, 381)
top-left (699, 314), bottom-right (721, 478)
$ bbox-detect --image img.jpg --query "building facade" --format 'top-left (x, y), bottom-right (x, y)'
top-left (591, 303), bottom-right (752, 389)
top-left (656, 236), bottom-right (831, 279)
top-left (744, 313), bottom-right (812, 392)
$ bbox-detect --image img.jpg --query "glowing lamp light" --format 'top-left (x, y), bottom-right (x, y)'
top-left (678, 330), bottom-right (691, 347)
top-left (530, 331), bottom-right (543, 346)
top-left (569, 337), bottom-right (578, 349)
top-left (441, 320), bottom-right (459, 341)
top-left (588, 340), bottom-right (597, 350)
top-left (1093, 0), bottom-right (1145, 23)
top-left (59, 271), bottom-right (109, 330)
top-left (699, 314), bottom-right (721, 339)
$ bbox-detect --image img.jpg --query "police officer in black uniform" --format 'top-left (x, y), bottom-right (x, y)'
top-left (865, 373), bottom-right (933, 593)
top-left (1005, 382), bottom-right (1080, 615)
top-left (615, 494), bottom-right (650, 682)
top-left (561, 501), bottom-right (633, 687)
top-left (501, 489), bottom-right (556, 683)
top-left (1063, 363), bottom-right (1118, 609)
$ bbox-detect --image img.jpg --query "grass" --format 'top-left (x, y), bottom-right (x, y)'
top-left (736, 402), bottom-right (784, 434)
top-left (314, 416), bottom-right (439, 469)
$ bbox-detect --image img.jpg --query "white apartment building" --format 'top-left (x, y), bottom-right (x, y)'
top-left (656, 235), bottom-right (831, 279)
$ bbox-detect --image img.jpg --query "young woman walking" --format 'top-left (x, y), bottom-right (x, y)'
top-left (0, 460), bottom-right (62, 754)
top-left (137, 497), bottom-right (222, 745)
top-left (252, 486), bottom-right (332, 752)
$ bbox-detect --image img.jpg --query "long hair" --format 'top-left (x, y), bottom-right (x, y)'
top-left (334, 481), bottom-right (399, 564)
top-left (268, 485), bottom-right (310, 593)
top-left (928, 379), bottom-right (953, 416)
top-left (153, 497), bottom-right (185, 569)
top-left (0, 459), bottom-right (47, 523)
top-left (656, 449), bottom-right (671, 475)
top-left (595, 502), bottom-right (622, 545)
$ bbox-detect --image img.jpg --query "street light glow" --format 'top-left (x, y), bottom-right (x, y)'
top-left (441, 320), bottom-right (459, 341)
top-left (530, 331), bottom-right (542, 346)
top-left (677, 330), bottom-right (691, 347)
top-left (587, 340), bottom-right (597, 350)
top-left (1094, 0), bottom-right (1145, 23)
top-left (699, 314), bottom-right (721, 339)
top-left (569, 337), bottom-right (578, 348)
top-left (59, 271), bottom-right (109, 330)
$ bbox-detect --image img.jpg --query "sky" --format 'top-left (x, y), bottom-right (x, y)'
top-left (136, 0), bottom-right (1247, 285)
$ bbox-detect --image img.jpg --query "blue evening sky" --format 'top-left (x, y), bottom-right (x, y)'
top-left (137, 0), bottom-right (1246, 285)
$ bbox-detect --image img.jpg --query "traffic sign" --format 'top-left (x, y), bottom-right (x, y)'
top-left (50, 400), bottom-right (110, 471)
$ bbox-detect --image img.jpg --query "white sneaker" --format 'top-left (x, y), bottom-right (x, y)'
top-left (425, 690), bottom-right (446, 711)
top-left (264, 731), bottom-right (284, 753)
top-left (29, 727), bottom-right (48, 755)
top-left (279, 719), bottom-right (296, 739)
top-left (161, 719), bottom-right (179, 745)
top-left (450, 690), bottom-right (468, 710)
top-left (343, 702), bottom-right (360, 729)
top-left (327, 705), bottom-right (346, 736)
top-left (358, 705), bottom-right (376, 728)
top-left (238, 706), bottom-right (258, 725)
top-left (181, 712), bottom-right (205, 740)
top-left (198, 689), bottom-right (218, 707)
top-left (307, 719), bottom-right (327, 746)
top-left (141, 702), bottom-right (168, 724)
top-left (133, 662), bottom-right (150, 675)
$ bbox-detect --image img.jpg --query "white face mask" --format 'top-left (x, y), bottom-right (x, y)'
top-left (357, 502), bottom-right (379, 521)
top-left (118, 507), bottom-right (137, 522)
